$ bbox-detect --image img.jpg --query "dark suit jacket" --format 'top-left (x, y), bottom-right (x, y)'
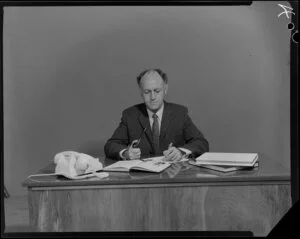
top-left (104, 101), bottom-right (209, 160)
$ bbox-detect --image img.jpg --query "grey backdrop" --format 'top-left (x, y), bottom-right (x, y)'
top-left (4, 2), bottom-right (290, 196)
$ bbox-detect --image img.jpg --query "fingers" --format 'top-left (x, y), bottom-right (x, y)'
top-left (126, 140), bottom-right (141, 160)
top-left (163, 146), bottom-right (175, 157)
top-left (169, 151), bottom-right (181, 161)
top-left (128, 147), bottom-right (141, 160)
top-left (163, 147), bottom-right (182, 162)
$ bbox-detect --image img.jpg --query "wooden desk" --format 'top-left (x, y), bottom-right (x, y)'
top-left (22, 153), bottom-right (291, 236)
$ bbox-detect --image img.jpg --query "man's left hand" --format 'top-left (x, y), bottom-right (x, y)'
top-left (163, 147), bottom-right (183, 162)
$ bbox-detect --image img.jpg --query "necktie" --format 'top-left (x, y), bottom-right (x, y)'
top-left (152, 113), bottom-right (160, 155)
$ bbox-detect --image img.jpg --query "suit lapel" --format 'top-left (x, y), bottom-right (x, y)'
top-left (160, 102), bottom-right (173, 141)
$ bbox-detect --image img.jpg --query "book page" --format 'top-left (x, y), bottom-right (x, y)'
top-left (103, 160), bottom-right (142, 171)
top-left (133, 161), bottom-right (171, 173)
top-left (141, 156), bottom-right (165, 162)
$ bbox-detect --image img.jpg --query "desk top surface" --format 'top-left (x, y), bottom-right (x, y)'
top-left (23, 153), bottom-right (290, 188)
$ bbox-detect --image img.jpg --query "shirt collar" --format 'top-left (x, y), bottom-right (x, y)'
top-left (146, 103), bottom-right (164, 120)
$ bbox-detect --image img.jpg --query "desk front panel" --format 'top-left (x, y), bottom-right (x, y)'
top-left (28, 183), bottom-right (291, 236)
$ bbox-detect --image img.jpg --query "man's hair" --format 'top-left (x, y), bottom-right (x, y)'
top-left (136, 69), bottom-right (168, 85)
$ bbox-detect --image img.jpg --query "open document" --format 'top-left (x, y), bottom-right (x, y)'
top-left (103, 156), bottom-right (171, 173)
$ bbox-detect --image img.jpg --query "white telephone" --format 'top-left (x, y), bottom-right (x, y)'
top-left (27, 151), bottom-right (108, 180)
top-left (54, 151), bottom-right (104, 178)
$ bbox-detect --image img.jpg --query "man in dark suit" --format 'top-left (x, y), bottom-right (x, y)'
top-left (104, 69), bottom-right (209, 161)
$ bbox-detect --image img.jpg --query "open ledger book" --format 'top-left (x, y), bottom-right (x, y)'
top-left (103, 156), bottom-right (171, 173)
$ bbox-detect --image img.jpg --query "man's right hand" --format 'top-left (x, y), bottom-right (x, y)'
top-left (123, 146), bottom-right (141, 160)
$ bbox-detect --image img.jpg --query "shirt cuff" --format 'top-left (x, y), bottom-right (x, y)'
top-left (178, 147), bottom-right (192, 157)
top-left (119, 149), bottom-right (128, 160)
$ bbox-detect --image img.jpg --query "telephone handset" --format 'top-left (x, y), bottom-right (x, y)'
top-left (54, 151), bottom-right (103, 177)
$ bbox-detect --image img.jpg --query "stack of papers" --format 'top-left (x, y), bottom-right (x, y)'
top-left (190, 152), bottom-right (259, 173)
top-left (190, 161), bottom-right (259, 173)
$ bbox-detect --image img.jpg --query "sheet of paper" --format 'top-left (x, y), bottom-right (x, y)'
top-left (141, 156), bottom-right (165, 162)
top-left (133, 160), bottom-right (171, 173)
top-left (142, 156), bottom-right (188, 164)
top-left (104, 159), bottom-right (141, 170)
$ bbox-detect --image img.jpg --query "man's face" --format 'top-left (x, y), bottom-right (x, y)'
top-left (139, 72), bottom-right (168, 112)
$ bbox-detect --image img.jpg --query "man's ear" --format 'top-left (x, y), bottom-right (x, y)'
top-left (139, 87), bottom-right (144, 97)
top-left (164, 84), bottom-right (168, 95)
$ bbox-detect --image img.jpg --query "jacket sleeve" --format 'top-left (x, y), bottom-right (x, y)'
top-left (180, 107), bottom-right (209, 158)
top-left (104, 111), bottom-right (130, 160)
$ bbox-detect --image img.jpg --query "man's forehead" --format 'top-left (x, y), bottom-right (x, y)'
top-left (141, 71), bottom-right (163, 82)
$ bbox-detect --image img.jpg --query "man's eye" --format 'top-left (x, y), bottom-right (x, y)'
top-left (155, 89), bottom-right (161, 93)
top-left (144, 91), bottom-right (150, 94)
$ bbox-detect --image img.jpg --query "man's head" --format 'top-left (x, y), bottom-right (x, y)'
top-left (137, 69), bottom-right (168, 113)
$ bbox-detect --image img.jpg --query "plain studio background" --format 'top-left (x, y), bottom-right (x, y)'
top-left (3, 2), bottom-right (290, 196)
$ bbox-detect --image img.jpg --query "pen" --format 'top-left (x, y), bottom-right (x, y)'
top-left (161, 142), bottom-right (173, 163)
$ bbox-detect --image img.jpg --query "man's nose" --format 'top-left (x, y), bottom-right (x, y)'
top-left (150, 92), bottom-right (156, 100)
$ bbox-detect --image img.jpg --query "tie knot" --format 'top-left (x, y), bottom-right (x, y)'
top-left (152, 113), bottom-right (158, 119)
